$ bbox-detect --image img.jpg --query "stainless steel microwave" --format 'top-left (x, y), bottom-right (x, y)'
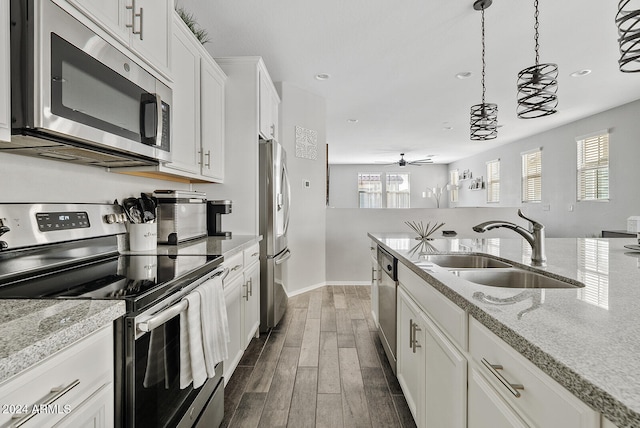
top-left (5, 0), bottom-right (172, 167)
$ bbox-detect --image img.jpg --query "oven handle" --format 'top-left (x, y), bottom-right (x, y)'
top-left (136, 267), bottom-right (227, 333)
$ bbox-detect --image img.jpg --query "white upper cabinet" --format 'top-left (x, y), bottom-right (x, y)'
top-left (0, 0), bottom-right (10, 143)
top-left (62, 0), bottom-right (172, 78)
top-left (259, 67), bottom-right (280, 141)
top-left (167, 15), bottom-right (201, 176)
top-left (200, 55), bottom-right (226, 182)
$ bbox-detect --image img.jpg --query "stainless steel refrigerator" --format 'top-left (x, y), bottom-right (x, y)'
top-left (259, 139), bottom-right (291, 331)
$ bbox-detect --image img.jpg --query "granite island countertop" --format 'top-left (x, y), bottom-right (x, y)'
top-left (369, 232), bottom-right (640, 427)
top-left (0, 299), bottom-right (125, 383)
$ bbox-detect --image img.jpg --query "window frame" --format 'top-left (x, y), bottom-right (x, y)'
top-left (576, 130), bottom-right (609, 202)
top-left (357, 172), bottom-right (383, 209)
top-left (521, 148), bottom-right (542, 203)
top-left (385, 172), bottom-right (411, 209)
top-left (486, 159), bottom-right (500, 203)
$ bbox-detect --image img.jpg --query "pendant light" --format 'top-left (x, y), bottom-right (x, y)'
top-left (470, 0), bottom-right (498, 141)
top-left (616, 0), bottom-right (640, 72)
top-left (516, 0), bottom-right (558, 119)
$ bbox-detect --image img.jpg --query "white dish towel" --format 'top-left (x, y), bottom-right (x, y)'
top-left (179, 273), bottom-right (230, 389)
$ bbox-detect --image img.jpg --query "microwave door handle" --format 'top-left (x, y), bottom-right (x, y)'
top-left (154, 94), bottom-right (163, 147)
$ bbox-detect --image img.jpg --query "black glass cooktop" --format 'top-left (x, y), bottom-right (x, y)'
top-left (0, 253), bottom-right (223, 312)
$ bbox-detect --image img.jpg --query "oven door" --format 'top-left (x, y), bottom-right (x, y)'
top-left (11, 0), bottom-right (171, 161)
top-left (119, 268), bottom-right (225, 427)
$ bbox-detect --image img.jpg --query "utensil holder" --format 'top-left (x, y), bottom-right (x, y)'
top-left (128, 223), bottom-right (158, 252)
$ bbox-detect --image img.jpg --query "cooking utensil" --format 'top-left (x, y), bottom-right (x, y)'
top-left (139, 193), bottom-right (156, 223)
top-left (123, 197), bottom-right (143, 224)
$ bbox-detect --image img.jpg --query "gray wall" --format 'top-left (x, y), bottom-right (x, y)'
top-left (448, 99), bottom-right (640, 238)
top-left (0, 152), bottom-right (181, 202)
top-left (326, 207), bottom-right (523, 282)
top-left (276, 82), bottom-right (327, 294)
top-left (328, 163), bottom-right (449, 209)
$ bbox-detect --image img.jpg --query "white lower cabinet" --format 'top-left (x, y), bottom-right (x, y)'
top-left (223, 270), bottom-right (244, 385)
top-left (469, 317), bottom-right (599, 428)
top-left (222, 243), bottom-right (261, 383)
top-left (468, 365), bottom-right (528, 428)
top-left (397, 287), bottom-right (426, 425)
top-left (397, 286), bottom-right (466, 428)
top-left (370, 242), bottom-right (379, 327)
top-left (0, 325), bottom-right (114, 428)
top-left (242, 245), bottom-right (261, 349)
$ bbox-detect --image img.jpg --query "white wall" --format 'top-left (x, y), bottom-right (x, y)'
top-left (0, 152), bottom-right (184, 203)
top-left (328, 163), bottom-right (449, 208)
top-left (448, 99), bottom-right (640, 237)
top-left (275, 82), bottom-right (327, 294)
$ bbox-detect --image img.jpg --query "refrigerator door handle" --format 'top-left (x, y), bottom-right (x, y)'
top-left (275, 249), bottom-right (292, 265)
top-left (282, 162), bottom-right (292, 236)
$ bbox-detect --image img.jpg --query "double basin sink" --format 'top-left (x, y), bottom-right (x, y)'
top-left (422, 254), bottom-right (584, 289)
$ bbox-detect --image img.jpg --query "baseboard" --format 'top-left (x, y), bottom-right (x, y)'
top-left (325, 281), bottom-right (370, 286)
top-left (286, 281), bottom-right (370, 297)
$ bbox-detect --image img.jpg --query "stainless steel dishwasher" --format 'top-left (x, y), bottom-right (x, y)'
top-left (377, 245), bottom-right (398, 374)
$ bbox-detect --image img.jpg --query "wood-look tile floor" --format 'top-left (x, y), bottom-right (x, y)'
top-left (221, 285), bottom-right (417, 428)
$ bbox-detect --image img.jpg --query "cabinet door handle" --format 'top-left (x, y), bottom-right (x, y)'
top-left (126, 0), bottom-right (142, 39)
top-left (481, 358), bottom-right (524, 398)
top-left (138, 7), bottom-right (144, 40)
top-left (412, 322), bottom-right (422, 353)
top-left (243, 282), bottom-right (249, 301)
top-left (197, 149), bottom-right (203, 166)
top-left (409, 318), bottom-right (414, 348)
top-left (204, 150), bottom-right (211, 168)
top-left (12, 379), bottom-right (80, 427)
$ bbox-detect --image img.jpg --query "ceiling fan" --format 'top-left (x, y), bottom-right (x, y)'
top-left (377, 153), bottom-right (433, 167)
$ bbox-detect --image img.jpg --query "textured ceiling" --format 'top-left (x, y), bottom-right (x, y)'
top-left (179, 0), bottom-right (640, 164)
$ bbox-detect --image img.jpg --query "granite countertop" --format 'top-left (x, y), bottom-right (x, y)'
top-left (0, 299), bottom-right (125, 383)
top-left (369, 232), bottom-right (640, 427)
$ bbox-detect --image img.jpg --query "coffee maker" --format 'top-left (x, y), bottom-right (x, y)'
top-left (207, 200), bottom-right (232, 237)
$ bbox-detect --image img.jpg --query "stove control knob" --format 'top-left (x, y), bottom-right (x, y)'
top-left (105, 214), bottom-right (117, 224)
top-left (119, 213), bottom-right (127, 223)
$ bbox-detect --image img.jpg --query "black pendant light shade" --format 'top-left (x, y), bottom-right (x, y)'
top-left (517, 0), bottom-right (558, 119)
top-left (470, 103), bottom-right (498, 141)
top-left (616, 0), bottom-right (640, 72)
top-left (517, 63), bottom-right (558, 118)
top-left (470, 0), bottom-right (498, 141)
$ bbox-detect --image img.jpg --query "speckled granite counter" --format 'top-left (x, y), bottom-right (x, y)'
top-left (0, 299), bottom-right (125, 383)
top-left (126, 235), bottom-right (262, 257)
top-left (369, 232), bottom-right (640, 427)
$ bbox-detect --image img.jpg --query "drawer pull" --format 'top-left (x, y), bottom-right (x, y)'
top-left (251, 252), bottom-right (259, 257)
top-left (231, 264), bottom-right (242, 272)
top-left (481, 358), bottom-right (524, 398)
top-left (12, 379), bottom-right (80, 427)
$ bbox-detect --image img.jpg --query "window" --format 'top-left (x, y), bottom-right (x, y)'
top-left (522, 149), bottom-right (542, 202)
top-left (449, 170), bottom-right (459, 203)
top-left (357, 172), bottom-right (410, 208)
top-left (386, 173), bottom-right (410, 208)
top-left (358, 173), bottom-right (382, 208)
top-left (577, 131), bottom-right (609, 201)
top-left (486, 159), bottom-right (500, 203)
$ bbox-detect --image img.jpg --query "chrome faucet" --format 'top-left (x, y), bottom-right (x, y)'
top-left (472, 209), bottom-right (546, 266)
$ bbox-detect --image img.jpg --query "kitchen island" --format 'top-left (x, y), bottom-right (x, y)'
top-left (369, 232), bottom-right (640, 427)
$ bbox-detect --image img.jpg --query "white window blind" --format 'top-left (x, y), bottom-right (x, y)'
top-left (449, 170), bottom-right (459, 203)
top-left (577, 132), bottom-right (609, 201)
top-left (358, 173), bottom-right (382, 208)
top-left (522, 149), bottom-right (542, 203)
top-left (577, 239), bottom-right (609, 309)
top-left (386, 173), bottom-right (410, 208)
top-left (486, 159), bottom-right (500, 203)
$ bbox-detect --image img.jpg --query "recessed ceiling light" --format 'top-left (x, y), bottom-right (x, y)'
top-left (455, 71), bottom-right (473, 79)
top-left (570, 69), bottom-right (591, 77)
top-left (315, 73), bottom-right (331, 81)
top-left (347, 119), bottom-right (358, 123)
